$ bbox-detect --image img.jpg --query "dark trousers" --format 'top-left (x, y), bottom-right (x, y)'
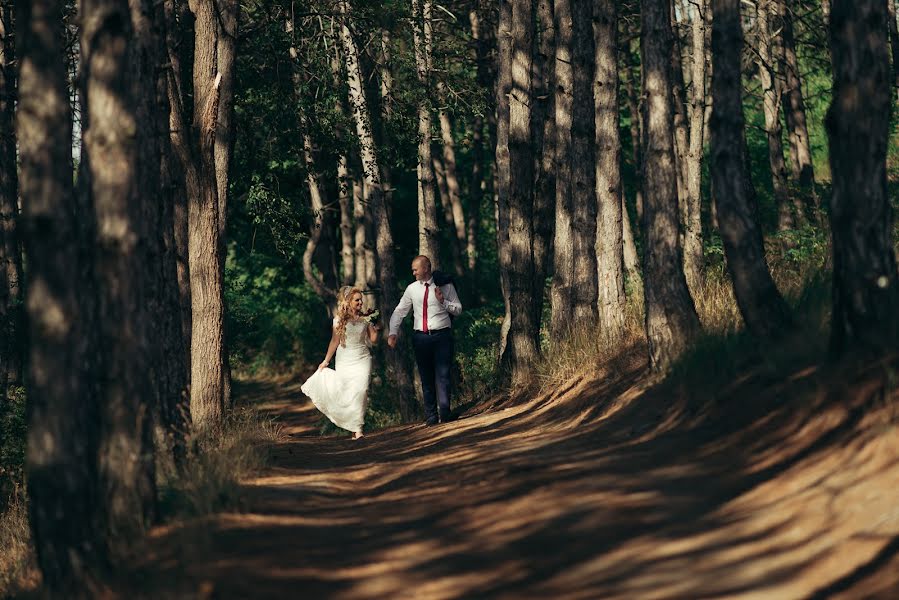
top-left (412, 329), bottom-right (453, 422)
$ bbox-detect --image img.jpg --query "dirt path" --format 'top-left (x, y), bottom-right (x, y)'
top-left (138, 356), bottom-right (899, 599)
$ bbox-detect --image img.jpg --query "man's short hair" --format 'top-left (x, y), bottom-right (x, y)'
top-left (413, 255), bottom-right (432, 271)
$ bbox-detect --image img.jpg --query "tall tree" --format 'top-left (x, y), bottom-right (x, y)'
top-left (593, 0), bottom-right (626, 335)
top-left (641, 0), bottom-right (701, 371)
top-left (436, 80), bottom-right (467, 277)
top-left (339, 2), bottom-right (417, 419)
top-left (18, 0), bottom-right (106, 591)
top-left (778, 0), bottom-right (815, 189)
top-left (710, 0), bottom-right (792, 338)
top-left (551, 0), bottom-right (598, 339)
top-left (0, 0), bottom-right (22, 396)
top-left (467, 4), bottom-right (488, 282)
top-left (184, 0), bottom-right (227, 429)
top-left (681, 0), bottom-right (707, 292)
top-left (412, 0), bottom-right (440, 266)
top-left (532, 0), bottom-right (555, 326)
top-left (756, 0), bottom-right (796, 231)
top-left (499, 0), bottom-right (540, 380)
top-left (888, 0), bottom-right (899, 104)
top-left (826, 0), bottom-right (899, 353)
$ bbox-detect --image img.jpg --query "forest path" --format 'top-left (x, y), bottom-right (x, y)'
top-left (138, 354), bottom-right (899, 599)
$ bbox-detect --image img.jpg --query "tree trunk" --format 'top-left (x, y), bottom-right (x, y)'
top-left (467, 3), bottom-right (489, 294)
top-left (18, 0), bottom-right (107, 590)
top-left (412, 0), bottom-right (440, 266)
top-left (710, 0), bottom-right (793, 338)
top-left (339, 3), bottom-right (417, 419)
top-left (625, 32), bottom-right (644, 221)
top-left (551, 0), bottom-right (598, 339)
top-left (499, 0), bottom-right (540, 380)
top-left (81, 0), bottom-right (163, 545)
top-left (436, 82), bottom-right (467, 277)
top-left (670, 1), bottom-right (690, 226)
top-left (621, 194), bottom-right (642, 289)
top-left (0, 0), bottom-right (22, 394)
top-left (213, 0), bottom-right (236, 411)
top-left (641, 0), bottom-right (701, 371)
top-left (623, 36), bottom-right (644, 222)
top-left (532, 0), bottom-right (555, 331)
top-left (756, 0), bottom-right (796, 231)
top-left (135, 0), bottom-right (190, 469)
top-left (888, 0), bottom-right (899, 105)
top-left (301, 123), bottom-right (337, 304)
top-left (186, 0), bottom-right (225, 430)
top-left (594, 0), bottom-right (626, 336)
top-left (496, 0), bottom-right (512, 330)
top-left (164, 0), bottom-right (192, 385)
top-left (682, 0), bottom-right (706, 292)
top-left (352, 176), bottom-right (367, 289)
top-left (433, 154), bottom-right (465, 279)
top-left (337, 156), bottom-right (355, 286)
top-left (826, 0), bottom-right (899, 354)
top-left (779, 0), bottom-right (815, 189)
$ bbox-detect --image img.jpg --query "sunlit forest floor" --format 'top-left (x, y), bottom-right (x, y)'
top-left (119, 341), bottom-right (899, 600)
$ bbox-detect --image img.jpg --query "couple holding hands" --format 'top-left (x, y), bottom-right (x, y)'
top-left (300, 255), bottom-right (462, 439)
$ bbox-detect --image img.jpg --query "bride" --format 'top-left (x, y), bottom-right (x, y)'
top-left (301, 286), bottom-right (379, 439)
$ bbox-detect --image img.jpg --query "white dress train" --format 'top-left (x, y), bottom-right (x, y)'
top-left (301, 318), bottom-right (372, 433)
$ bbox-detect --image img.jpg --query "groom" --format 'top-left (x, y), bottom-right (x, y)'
top-left (388, 255), bottom-right (462, 426)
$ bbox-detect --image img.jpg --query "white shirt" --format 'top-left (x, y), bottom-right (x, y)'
top-left (388, 277), bottom-right (462, 336)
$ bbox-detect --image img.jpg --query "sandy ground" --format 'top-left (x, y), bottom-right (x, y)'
top-left (135, 353), bottom-right (899, 599)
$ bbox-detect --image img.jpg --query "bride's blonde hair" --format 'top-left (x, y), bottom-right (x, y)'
top-left (335, 286), bottom-right (363, 347)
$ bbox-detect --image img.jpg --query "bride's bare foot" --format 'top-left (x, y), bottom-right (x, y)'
top-left (353, 431), bottom-right (364, 440)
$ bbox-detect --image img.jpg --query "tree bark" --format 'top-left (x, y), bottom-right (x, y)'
top-left (496, 0), bottom-right (512, 327)
top-left (164, 0), bottom-right (192, 384)
top-left (0, 0), bottom-right (22, 393)
top-left (670, 1), bottom-right (690, 226)
top-left (594, 0), bottom-right (626, 336)
top-left (888, 0), bottom-right (899, 105)
top-left (641, 0), bottom-right (701, 371)
top-left (499, 0), bottom-right (540, 380)
top-left (185, 0), bottom-right (225, 430)
top-left (756, 0), bottom-right (796, 231)
top-left (80, 0), bottom-right (163, 545)
top-left (412, 0), bottom-right (440, 266)
top-left (779, 0), bottom-right (815, 189)
top-left (532, 0), bottom-right (555, 330)
top-left (682, 0), bottom-right (706, 292)
top-left (710, 0), bottom-right (793, 339)
top-left (623, 35), bottom-right (644, 222)
top-left (134, 0), bottom-right (190, 469)
top-left (551, 0), bottom-right (598, 339)
top-left (301, 122), bottom-right (337, 304)
top-left (213, 0), bottom-right (236, 411)
top-left (826, 0), bottom-right (899, 354)
top-left (339, 3), bottom-right (417, 419)
top-left (436, 82), bottom-right (467, 277)
top-left (466, 3), bottom-right (490, 293)
top-left (621, 194), bottom-right (642, 289)
top-left (18, 0), bottom-right (107, 590)
top-left (337, 156), bottom-right (355, 286)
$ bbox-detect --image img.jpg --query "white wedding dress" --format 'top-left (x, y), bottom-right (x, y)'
top-left (301, 318), bottom-right (372, 433)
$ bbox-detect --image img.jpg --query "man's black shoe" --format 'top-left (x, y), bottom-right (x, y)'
top-left (424, 418), bottom-right (438, 427)
top-left (439, 412), bottom-right (458, 423)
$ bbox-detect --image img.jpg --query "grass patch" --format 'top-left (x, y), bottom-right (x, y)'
top-left (0, 491), bottom-right (39, 598)
top-left (156, 406), bottom-right (285, 519)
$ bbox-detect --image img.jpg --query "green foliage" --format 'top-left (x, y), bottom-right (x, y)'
top-left (453, 303), bottom-right (505, 402)
top-left (225, 244), bottom-right (330, 375)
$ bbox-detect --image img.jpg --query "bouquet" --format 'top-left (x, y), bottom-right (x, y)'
top-left (360, 308), bottom-right (381, 324)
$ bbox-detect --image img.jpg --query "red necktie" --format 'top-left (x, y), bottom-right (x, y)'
top-left (422, 283), bottom-right (430, 332)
